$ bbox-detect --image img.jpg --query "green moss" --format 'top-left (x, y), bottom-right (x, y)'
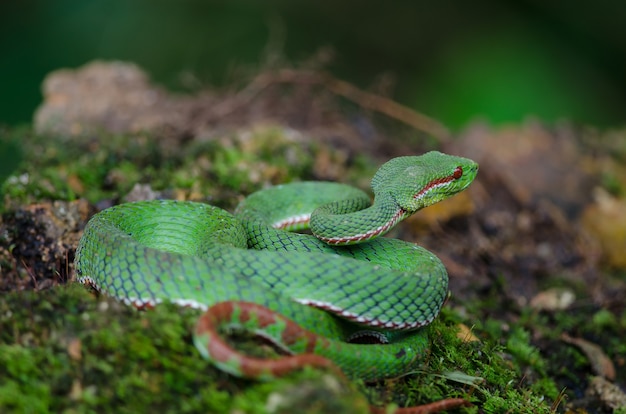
top-left (0, 279), bottom-right (560, 413)
top-left (1, 125), bottom-right (352, 212)
top-left (530, 377), bottom-right (560, 401)
top-left (351, 308), bottom-right (555, 413)
top-left (1, 125), bottom-right (603, 412)
top-left (591, 308), bottom-right (618, 331)
top-left (506, 327), bottom-right (546, 374)
top-left (0, 285), bottom-right (372, 414)
top-left (480, 388), bottom-right (550, 414)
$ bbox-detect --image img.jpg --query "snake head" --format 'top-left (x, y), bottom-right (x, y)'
top-left (372, 151), bottom-right (478, 214)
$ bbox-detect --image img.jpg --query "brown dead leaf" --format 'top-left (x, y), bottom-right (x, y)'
top-left (69, 378), bottom-right (83, 400)
top-left (67, 337), bottom-right (82, 361)
top-left (529, 288), bottom-right (576, 312)
top-left (456, 323), bottom-right (480, 343)
top-left (586, 376), bottom-right (626, 410)
top-left (561, 333), bottom-right (615, 380)
top-left (581, 188), bottom-right (626, 269)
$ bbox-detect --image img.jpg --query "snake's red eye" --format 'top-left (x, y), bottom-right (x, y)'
top-left (453, 166), bottom-right (463, 179)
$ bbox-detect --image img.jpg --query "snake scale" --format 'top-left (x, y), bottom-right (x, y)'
top-left (75, 151), bottom-right (478, 382)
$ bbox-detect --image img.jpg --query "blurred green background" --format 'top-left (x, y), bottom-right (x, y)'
top-left (1, 0), bottom-right (625, 129)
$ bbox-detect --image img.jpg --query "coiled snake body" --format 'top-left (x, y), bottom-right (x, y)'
top-left (75, 152), bottom-right (478, 381)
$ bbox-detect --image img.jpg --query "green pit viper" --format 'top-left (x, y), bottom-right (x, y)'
top-left (75, 151), bottom-right (478, 391)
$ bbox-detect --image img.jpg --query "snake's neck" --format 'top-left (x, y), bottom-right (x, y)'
top-left (309, 195), bottom-right (408, 246)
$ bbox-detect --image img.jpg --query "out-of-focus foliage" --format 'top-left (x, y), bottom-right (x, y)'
top-left (0, 130), bottom-right (23, 197)
top-left (1, 0), bottom-right (624, 128)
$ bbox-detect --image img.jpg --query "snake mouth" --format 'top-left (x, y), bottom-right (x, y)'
top-left (411, 169), bottom-right (463, 202)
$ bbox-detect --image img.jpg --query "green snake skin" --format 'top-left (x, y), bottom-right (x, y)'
top-left (75, 151), bottom-right (478, 380)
